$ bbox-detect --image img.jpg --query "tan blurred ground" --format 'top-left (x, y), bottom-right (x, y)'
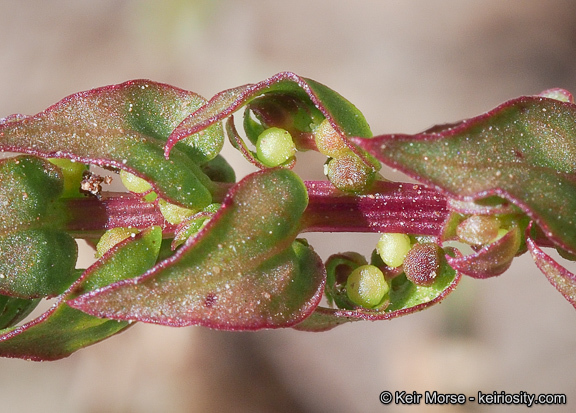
top-left (1, 1), bottom-right (576, 412)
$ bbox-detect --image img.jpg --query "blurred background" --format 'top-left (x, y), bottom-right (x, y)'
top-left (1, 1), bottom-right (576, 412)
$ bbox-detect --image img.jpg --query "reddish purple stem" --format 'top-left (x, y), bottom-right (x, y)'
top-left (65, 192), bottom-right (175, 238)
top-left (64, 182), bottom-right (449, 238)
top-left (301, 180), bottom-right (448, 235)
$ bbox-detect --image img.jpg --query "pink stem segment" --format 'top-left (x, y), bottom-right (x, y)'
top-left (65, 181), bottom-right (450, 238)
top-left (301, 180), bottom-right (448, 235)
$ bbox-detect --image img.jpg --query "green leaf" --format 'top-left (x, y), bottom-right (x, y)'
top-left (294, 252), bottom-right (460, 331)
top-left (0, 295), bottom-right (39, 329)
top-left (0, 156), bottom-right (77, 298)
top-left (0, 227), bottom-right (162, 360)
top-left (199, 154), bottom-right (236, 183)
top-left (0, 80), bottom-right (223, 208)
top-left (354, 96), bottom-right (576, 254)
top-left (69, 169), bottom-right (325, 329)
top-left (0, 156), bottom-right (64, 234)
top-left (165, 72), bottom-right (373, 156)
top-left (304, 78), bottom-right (372, 138)
top-left (0, 229), bottom-right (77, 298)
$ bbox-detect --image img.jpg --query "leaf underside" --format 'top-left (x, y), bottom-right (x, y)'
top-left (354, 96), bottom-right (576, 254)
top-left (526, 228), bottom-right (576, 310)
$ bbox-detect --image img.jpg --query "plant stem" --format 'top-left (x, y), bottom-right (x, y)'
top-left (301, 180), bottom-right (448, 235)
top-left (64, 192), bottom-right (175, 238)
top-left (64, 181), bottom-right (450, 238)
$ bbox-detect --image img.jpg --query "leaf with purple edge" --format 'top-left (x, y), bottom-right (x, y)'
top-left (294, 251), bottom-right (460, 332)
top-left (68, 168), bottom-right (325, 330)
top-left (0, 227), bottom-right (162, 361)
top-left (225, 117), bottom-right (272, 169)
top-left (242, 93), bottom-right (324, 148)
top-left (354, 96), bottom-right (576, 254)
top-left (166, 72), bottom-right (373, 159)
top-left (0, 80), bottom-right (223, 208)
top-left (446, 226), bottom-right (522, 278)
top-left (526, 225), bottom-right (576, 309)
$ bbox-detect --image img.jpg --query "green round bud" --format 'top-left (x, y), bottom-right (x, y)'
top-left (346, 264), bottom-right (389, 308)
top-left (377, 233), bottom-right (412, 268)
top-left (256, 127), bottom-right (297, 167)
top-left (120, 170), bottom-right (152, 193)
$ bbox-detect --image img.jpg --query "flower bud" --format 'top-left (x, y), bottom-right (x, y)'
top-left (403, 243), bottom-right (441, 286)
top-left (456, 215), bottom-right (500, 245)
top-left (256, 127), bottom-right (297, 167)
top-left (346, 264), bottom-right (389, 308)
top-left (324, 153), bottom-right (375, 192)
top-left (377, 233), bottom-right (412, 268)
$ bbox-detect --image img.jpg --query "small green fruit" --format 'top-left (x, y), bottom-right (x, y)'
top-left (120, 170), bottom-right (157, 201)
top-left (346, 265), bottom-right (389, 308)
top-left (256, 127), bottom-right (297, 167)
top-left (377, 233), bottom-right (412, 268)
top-left (157, 198), bottom-right (197, 225)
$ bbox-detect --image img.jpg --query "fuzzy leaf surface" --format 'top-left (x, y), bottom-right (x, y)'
top-left (69, 169), bottom-right (325, 330)
top-left (0, 156), bottom-right (63, 234)
top-left (354, 96), bottom-right (576, 254)
top-left (0, 80), bottom-right (223, 208)
top-left (0, 156), bottom-right (77, 298)
top-left (0, 227), bottom-right (162, 360)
